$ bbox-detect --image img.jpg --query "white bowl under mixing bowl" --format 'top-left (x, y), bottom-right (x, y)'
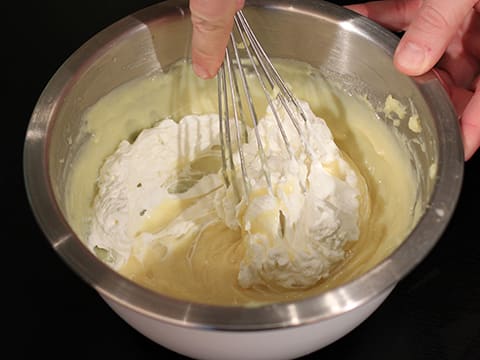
top-left (23, 1), bottom-right (463, 359)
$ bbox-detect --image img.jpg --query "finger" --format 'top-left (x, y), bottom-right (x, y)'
top-left (450, 86), bottom-right (473, 120)
top-left (394, 0), bottom-right (478, 76)
top-left (474, 74), bottom-right (480, 90)
top-left (460, 88), bottom-right (480, 160)
top-left (463, 10), bottom-right (480, 60)
top-left (432, 69), bottom-right (478, 160)
top-left (433, 68), bottom-right (472, 114)
top-left (190, 0), bottom-right (245, 79)
top-left (435, 10), bottom-right (480, 89)
top-left (346, 0), bottom-right (423, 31)
top-left (438, 53), bottom-right (479, 91)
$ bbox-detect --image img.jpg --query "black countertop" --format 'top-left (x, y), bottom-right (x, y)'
top-left (11, 1), bottom-right (479, 359)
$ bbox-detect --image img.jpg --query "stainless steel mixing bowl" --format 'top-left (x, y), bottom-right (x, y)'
top-left (24, 1), bottom-right (463, 359)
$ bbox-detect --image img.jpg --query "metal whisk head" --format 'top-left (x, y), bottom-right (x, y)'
top-left (217, 10), bottom-right (310, 200)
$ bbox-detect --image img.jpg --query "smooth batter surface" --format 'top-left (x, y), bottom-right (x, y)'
top-left (66, 60), bottom-right (419, 305)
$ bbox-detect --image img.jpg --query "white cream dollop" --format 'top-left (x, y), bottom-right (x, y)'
top-left (87, 115), bottom-right (223, 268)
top-left (88, 101), bottom-right (360, 289)
top-left (217, 103), bottom-right (360, 288)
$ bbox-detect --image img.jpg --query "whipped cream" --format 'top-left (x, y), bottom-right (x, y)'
top-left (88, 101), bottom-right (360, 289)
top-left (87, 115), bottom-right (223, 267)
top-left (217, 103), bottom-right (360, 288)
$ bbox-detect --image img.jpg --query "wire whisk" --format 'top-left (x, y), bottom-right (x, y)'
top-left (217, 10), bottom-right (310, 200)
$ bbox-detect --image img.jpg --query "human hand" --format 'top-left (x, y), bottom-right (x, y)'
top-left (347, 0), bottom-right (480, 160)
top-left (190, 0), bottom-right (245, 79)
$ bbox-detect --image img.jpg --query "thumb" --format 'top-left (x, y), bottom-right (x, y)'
top-left (394, 0), bottom-right (477, 76)
top-left (190, 0), bottom-right (244, 79)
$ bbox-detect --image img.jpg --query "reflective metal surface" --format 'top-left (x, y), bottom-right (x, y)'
top-left (24, 0), bottom-right (463, 330)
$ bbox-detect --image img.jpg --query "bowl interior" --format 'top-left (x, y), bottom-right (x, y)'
top-left (24, 0), bottom-right (463, 329)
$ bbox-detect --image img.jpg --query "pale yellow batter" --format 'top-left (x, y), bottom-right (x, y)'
top-left (66, 60), bottom-right (419, 306)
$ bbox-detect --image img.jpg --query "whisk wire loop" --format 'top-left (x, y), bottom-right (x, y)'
top-left (221, 49), bottom-right (250, 198)
top-left (229, 33), bottom-right (273, 195)
top-left (218, 10), bottom-right (310, 198)
top-left (233, 15), bottom-right (296, 162)
top-left (217, 64), bottom-right (232, 187)
top-left (235, 12), bottom-right (310, 128)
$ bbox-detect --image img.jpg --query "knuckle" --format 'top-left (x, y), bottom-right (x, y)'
top-left (387, 0), bottom-right (424, 30)
top-left (394, 0), bottom-right (423, 19)
top-left (414, 3), bottom-right (451, 33)
top-left (191, 15), bottom-right (225, 34)
top-left (393, 0), bottom-right (423, 29)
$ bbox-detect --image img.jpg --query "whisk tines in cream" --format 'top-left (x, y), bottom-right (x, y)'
top-left (215, 11), bottom-right (362, 288)
top-left (217, 10), bottom-right (310, 200)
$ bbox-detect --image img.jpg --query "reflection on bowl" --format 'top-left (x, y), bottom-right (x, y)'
top-left (24, 1), bottom-right (463, 359)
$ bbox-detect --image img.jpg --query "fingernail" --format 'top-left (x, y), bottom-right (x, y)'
top-left (396, 41), bottom-right (426, 74)
top-left (193, 63), bottom-right (210, 79)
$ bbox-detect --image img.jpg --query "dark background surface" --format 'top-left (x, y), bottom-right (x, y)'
top-left (9, 1), bottom-right (479, 359)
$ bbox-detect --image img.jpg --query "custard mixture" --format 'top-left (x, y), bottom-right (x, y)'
top-left (66, 60), bottom-right (419, 305)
